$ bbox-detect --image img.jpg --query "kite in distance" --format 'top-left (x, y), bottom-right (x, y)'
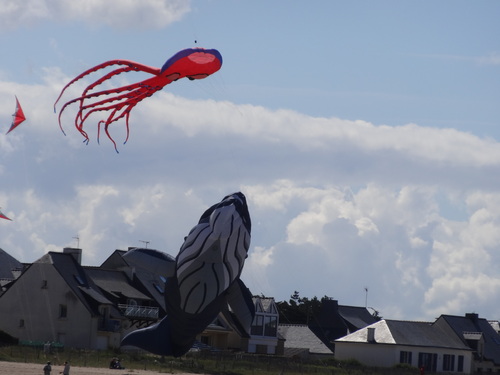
top-left (121, 192), bottom-right (254, 357)
top-left (6, 96), bottom-right (26, 134)
top-left (0, 208), bottom-right (12, 221)
top-left (53, 48), bottom-right (223, 151)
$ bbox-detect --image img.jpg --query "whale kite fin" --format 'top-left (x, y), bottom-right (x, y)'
top-left (121, 316), bottom-right (173, 356)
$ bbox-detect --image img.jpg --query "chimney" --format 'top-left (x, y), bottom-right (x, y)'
top-left (367, 327), bottom-right (376, 343)
top-left (63, 247), bottom-right (82, 264)
top-left (466, 313), bottom-right (479, 322)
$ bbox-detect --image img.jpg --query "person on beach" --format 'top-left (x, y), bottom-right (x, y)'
top-left (43, 361), bottom-right (51, 375)
top-left (59, 361), bottom-right (70, 375)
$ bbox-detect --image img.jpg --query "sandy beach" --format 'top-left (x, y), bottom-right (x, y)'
top-left (0, 361), bottom-right (202, 375)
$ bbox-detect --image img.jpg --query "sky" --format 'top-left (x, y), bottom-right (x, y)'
top-left (1, 0), bottom-right (500, 322)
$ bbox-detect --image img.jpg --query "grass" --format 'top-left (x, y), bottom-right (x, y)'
top-left (0, 345), bottom-right (419, 375)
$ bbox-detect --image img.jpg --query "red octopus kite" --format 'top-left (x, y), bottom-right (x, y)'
top-left (54, 48), bottom-right (222, 151)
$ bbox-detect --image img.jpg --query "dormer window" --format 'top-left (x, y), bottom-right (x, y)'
top-left (74, 274), bottom-right (85, 285)
top-left (153, 283), bottom-right (164, 294)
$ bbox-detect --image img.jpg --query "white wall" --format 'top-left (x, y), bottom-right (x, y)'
top-left (335, 342), bottom-right (473, 374)
top-left (336, 342), bottom-right (399, 367)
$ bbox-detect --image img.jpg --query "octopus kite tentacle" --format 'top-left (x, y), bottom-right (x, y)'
top-left (53, 48), bottom-right (223, 152)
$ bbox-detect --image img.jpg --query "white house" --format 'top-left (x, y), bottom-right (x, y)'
top-left (335, 319), bottom-right (473, 373)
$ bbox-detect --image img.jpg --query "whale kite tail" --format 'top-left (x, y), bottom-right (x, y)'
top-left (121, 317), bottom-right (173, 356)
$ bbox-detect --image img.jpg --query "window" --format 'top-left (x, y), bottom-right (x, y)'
top-left (59, 304), bottom-right (67, 318)
top-left (74, 274), bottom-right (85, 285)
top-left (251, 298), bottom-right (279, 337)
top-left (443, 354), bottom-right (455, 371)
top-left (400, 351), bottom-right (412, 365)
top-left (458, 355), bottom-right (464, 372)
top-left (19, 319), bottom-right (25, 328)
top-left (251, 315), bottom-right (264, 335)
top-left (418, 352), bottom-right (437, 373)
top-left (41, 280), bottom-right (48, 289)
top-left (264, 316), bottom-right (277, 336)
top-left (200, 335), bottom-right (210, 345)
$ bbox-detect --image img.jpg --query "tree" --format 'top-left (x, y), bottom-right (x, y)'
top-left (276, 292), bottom-right (329, 324)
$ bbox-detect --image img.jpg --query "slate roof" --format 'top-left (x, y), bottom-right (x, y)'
top-left (0, 248), bottom-right (23, 280)
top-left (85, 268), bottom-right (151, 301)
top-left (278, 324), bottom-right (333, 355)
top-left (336, 319), bottom-right (470, 350)
top-left (338, 304), bottom-right (378, 331)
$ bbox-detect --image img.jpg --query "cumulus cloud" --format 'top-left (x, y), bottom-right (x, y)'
top-left (244, 182), bottom-right (500, 320)
top-left (0, 0), bottom-right (190, 31)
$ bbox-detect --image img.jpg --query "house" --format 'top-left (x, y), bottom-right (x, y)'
top-left (335, 319), bottom-right (473, 373)
top-left (0, 248), bottom-right (160, 349)
top-left (197, 310), bottom-right (251, 352)
top-left (100, 249), bottom-right (171, 315)
top-left (435, 313), bottom-right (500, 373)
top-left (248, 296), bottom-right (280, 354)
top-left (278, 324), bottom-right (333, 358)
top-left (308, 298), bottom-right (378, 352)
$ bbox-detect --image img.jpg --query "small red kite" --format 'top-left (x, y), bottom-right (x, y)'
top-left (0, 208), bottom-right (12, 221)
top-left (6, 96), bottom-right (26, 134)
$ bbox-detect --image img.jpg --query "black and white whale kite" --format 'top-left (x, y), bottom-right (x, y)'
top-left (121, 192), bottom-right (255, 357)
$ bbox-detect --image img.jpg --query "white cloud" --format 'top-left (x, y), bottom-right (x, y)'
top-left (477, 52), bottom-right (500, 66)
top-left (135, 92), bottom-right (500, 169)
top-left (0, 0), bottom-right (190, 31)
top-left (241, 182), bottom-right (500, 320)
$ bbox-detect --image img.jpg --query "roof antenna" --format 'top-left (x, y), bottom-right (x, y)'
top-left (139, 240), bottom-right (150, 248)
top-left (364, 287), bottom-right (368, 308)
top-left (73, 235), bottom-right (80, 248)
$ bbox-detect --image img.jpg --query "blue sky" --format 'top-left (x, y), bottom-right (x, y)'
top-left (1, 0), bottom-right (500, 322)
